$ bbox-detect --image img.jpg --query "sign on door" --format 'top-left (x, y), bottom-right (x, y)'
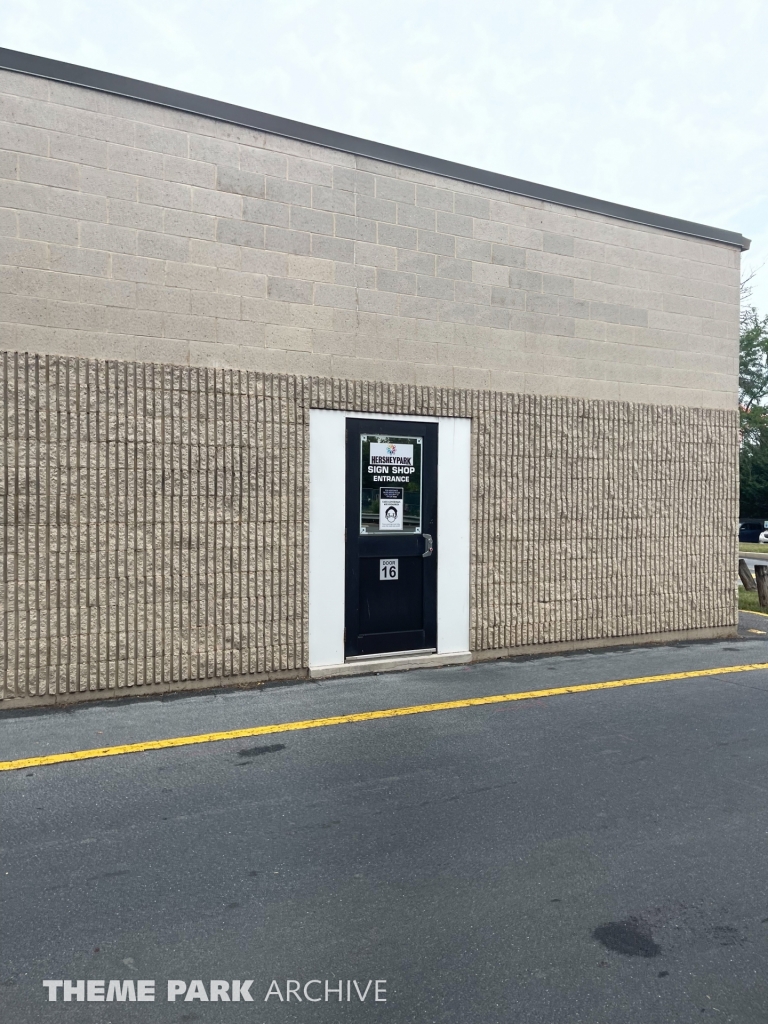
top-left (378, 487), bottom-right (403, 530)
top-left (379, 558), bottom-right (399, 580)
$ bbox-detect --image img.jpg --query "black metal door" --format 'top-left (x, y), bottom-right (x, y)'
top-left (345, 418), bottom-right (438, 659)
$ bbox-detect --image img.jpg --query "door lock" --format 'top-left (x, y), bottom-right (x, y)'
top-left (422, 533), bottom-right (433, 558)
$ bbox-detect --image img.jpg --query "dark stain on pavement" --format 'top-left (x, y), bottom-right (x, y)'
top-left (237, 742), bottom-right (286, 759)
top-left (593, 917), bottom-right (661, 957)
top-left (711, 924), bottom-right (744, 946)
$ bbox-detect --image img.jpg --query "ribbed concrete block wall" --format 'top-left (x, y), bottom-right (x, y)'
top-left (311, 378), bottom-right (739, 650)
top-left (1, 351), bottom-right (307, 701)
top-left (1, 350), bottom-right (737, 705)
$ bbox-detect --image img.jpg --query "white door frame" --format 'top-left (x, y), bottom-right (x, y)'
top-left (308, 409), bottom-right (471, 669)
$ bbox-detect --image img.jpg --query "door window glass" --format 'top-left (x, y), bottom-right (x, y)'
top-left (359, 434), bottom-right (422, 535)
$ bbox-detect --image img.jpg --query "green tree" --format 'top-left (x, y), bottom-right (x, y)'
top-left (739, 306), bottom-right (768, 517)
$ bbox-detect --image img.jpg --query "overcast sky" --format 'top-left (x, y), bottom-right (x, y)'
top-left (2, 0), bottom-right (766, 311)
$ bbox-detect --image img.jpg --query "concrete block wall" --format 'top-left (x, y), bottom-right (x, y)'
top-left (0, 67), bottom-right (740, 410)
top-left (1, 352), bottom-right (737, 706)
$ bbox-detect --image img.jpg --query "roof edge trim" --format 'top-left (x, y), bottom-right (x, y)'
top-left (0, 47), bottom-right (751, 251)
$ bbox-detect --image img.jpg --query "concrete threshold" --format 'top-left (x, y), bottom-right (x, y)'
top-left (310, 650), bottom-right (472, 679)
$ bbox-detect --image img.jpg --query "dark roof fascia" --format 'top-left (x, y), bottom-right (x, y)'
top-left (0, 47), bottom-right (751, 252)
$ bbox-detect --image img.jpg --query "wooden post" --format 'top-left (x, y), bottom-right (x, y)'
top-left (755, 564), bottom-right (768, 610)
top-left (739, 559), bottom-right (757, 591)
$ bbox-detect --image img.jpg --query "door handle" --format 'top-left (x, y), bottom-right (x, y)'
top-left (422, 533), bottom-right (433, 558)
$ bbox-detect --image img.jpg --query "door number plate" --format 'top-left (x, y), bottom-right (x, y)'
top-left (379, 558), bottom-right (399, 580)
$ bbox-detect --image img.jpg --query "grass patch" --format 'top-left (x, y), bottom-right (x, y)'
top-left (739, 543), bottom-right (768, 553)
top-left (739, 587), bottom-right (767, 613)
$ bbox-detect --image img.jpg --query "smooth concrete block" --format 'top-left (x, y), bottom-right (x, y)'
top-left (239, 147), bottom-right (288, 178)
top-left (107, 144), bottom-right (164, 178)
top-left (399, 294), bottom-right (447, 322)
top-left (455, 238), bottom-right (491, 263)
top-left (437, 211), bottom-right (473, 238)
top-left (288, 156), bottom-right (333, 187)
top-left (456, 281), bottom-right (490, 305)
top-left (311, 328), bottom-right (357, 356)
top-left (50, 245), bottom-right (110, 278)
top-left (264, 323), bottom-right (312, 351)
top-left (375, 176), bottom-right (416, 204)
top-left (189, 238), bottom-right (242, 271)
top-left (312, 184), bottom-right (355, 215)
top-left (354, 241), bottom-right (397, 270)
top-left (163, 155), bottom-right (216, 189)
top-left (81, 222), bottom-right (137, 255)
top-left (436, 256), bottom-right (472, 281)
top-left (491, 243), bottom-right (526, 268)
top-left (454, 193), bottom-right (491, 219)
top-left (357, 289), bottom-right (400, 316)
top-left (417, 275), bottom-right (455, 301)
top-left (0, 179), bottom-right (46, 214)
top-left (332, 166), bottom-right (375, 195)
top-left (265, 176), bottom-right (311, 207)
top-left (526, 293), bottom-right (559, 315)
top-left (543, 232), bottom-right (575, 257)
top-left (18, 154), bottom-right (79, 190)
top-left (108, 199), bottom-right (164, 232)
top-left (0, 122), bottom-right (49, 157)
top-left (418, 230), bottom-right (455, 257)
top-left (473, 218), bottom-right (509, 244)
top-left (18, 211), bottom-right (78, 246)
top-left (526, 249), bottom-right (592, 280)
top-left (134, 122), bottom-right (189, 158)
top-left (376, 268), bottom-right (416, 295)
top-left (240, 249), bottom-right (290, 278)
top-left (416, 184), bottom-right (454, 212)
top-left (0, 149), bottom-right (19, 180)
top-left (286, 255), bottom-right (336, 283)
top-left (491, 287), bottom-right (525, 310)
top-left (188, 134), bottom-right (240, 167)
top-left (137, 230), bottom-right (190, 262)
top-left (190, 291), bottom-right (242, 319)
top-left (138, 177), bottom-right (191, 211)
top-left (0, 67), bottom-right (51, 100)
top-left (165, 262), bottom-right (218, 291)
top-left (310, 235), bottom-right (354, 263)
top-left (136, 284), bottom-right (190, 313)
top-left (217, 220), bottom-right (265, 250)
top-left (377, 222), bottom-right (417, 249)
top-left (0, 208), bottom-right (17, 236)
top-left (267, 277), bottom-right (313, 304)
top-left (314, 283), bottom-right (357, 310)
top-left (49, 189), bottom-right (107, 222)
top-left (264, 226), bottom-right (310, 256)
top-left (399, 337), bottom-right (436, 366)
top-left (398, 249), bottom-right (436, 276)
top-left (0, 71), bottom-right (741, 419)
top-left (334, 214), bottom-right (376, 242)
top-left (335, 263), bottom-right (374, 291)
top-left (397, 203), bottom-right (436, 230)
top-left (541, 273), bottom-right (574, 296)
top-left (80, 277), bottom-right (136, 308)
top-left (289, 205), bottom-right (334, 235)
top-left (356, 195), bottom-right (396, 223)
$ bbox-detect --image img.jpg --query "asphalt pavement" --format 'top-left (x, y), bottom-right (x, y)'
top-left (4, 627), bottom-right (768, 1023)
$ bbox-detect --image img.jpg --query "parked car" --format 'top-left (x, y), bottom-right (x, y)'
top-left (739, 519), bottom-right (768, 544)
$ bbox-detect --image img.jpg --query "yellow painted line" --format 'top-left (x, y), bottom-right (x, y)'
top-left (741, 607), bottom-right (768, 619)
top-left (3, 661), bottom-right (768, 773)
